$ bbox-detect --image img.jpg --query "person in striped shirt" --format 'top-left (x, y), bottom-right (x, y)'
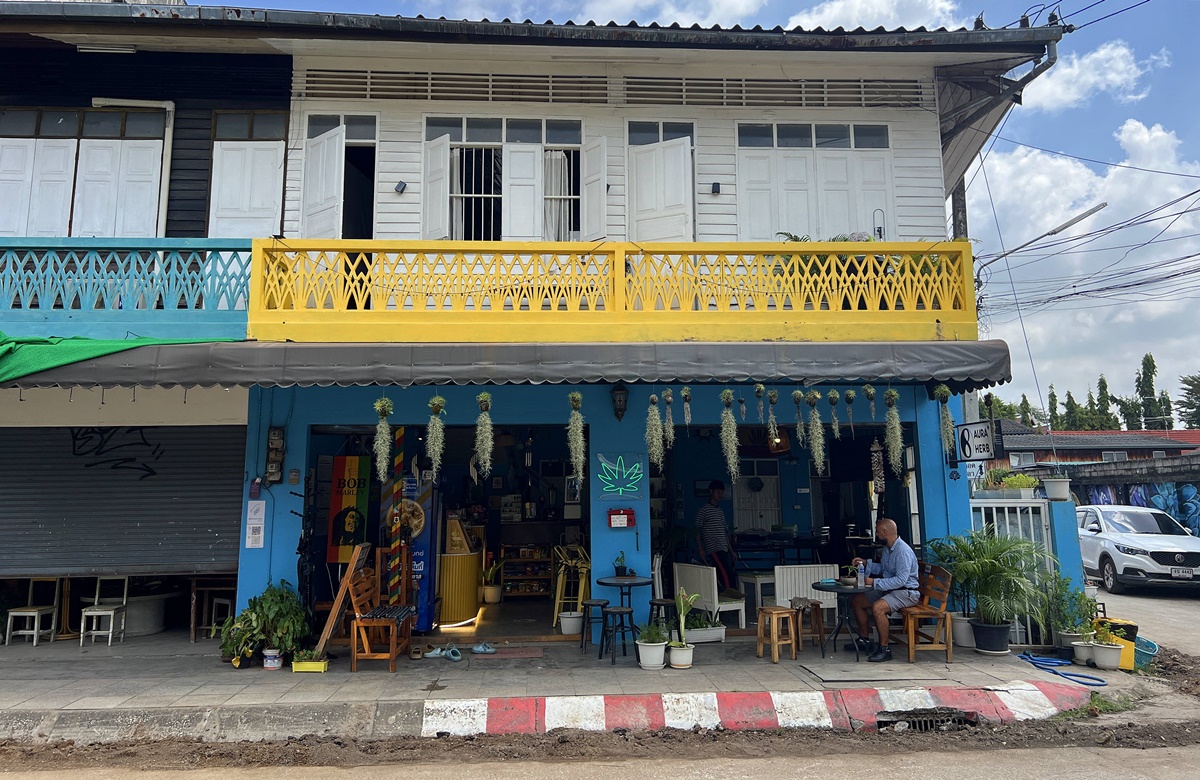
top-left (695, 479), bottom-right (737, 592)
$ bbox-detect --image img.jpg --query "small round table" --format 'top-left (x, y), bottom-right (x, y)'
top-left (595, 576), bottom-right (652, 610)
top-left (811, 581), bottom-right (873, 662)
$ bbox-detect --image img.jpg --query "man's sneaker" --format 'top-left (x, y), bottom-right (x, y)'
top-left (867, 645), bottom-right (893, 663)
top-left (844, 636), bottom-right (874, 652)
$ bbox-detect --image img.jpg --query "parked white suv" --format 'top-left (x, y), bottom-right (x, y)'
top-left (1076, 505), bottom-right (1200, 593)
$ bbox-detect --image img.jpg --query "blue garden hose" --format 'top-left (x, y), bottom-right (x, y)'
top-left (1017, 652), bottom-right (1108, 687)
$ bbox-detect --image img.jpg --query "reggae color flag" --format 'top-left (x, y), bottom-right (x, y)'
top-left (327, 456), bottom-right (370, 564)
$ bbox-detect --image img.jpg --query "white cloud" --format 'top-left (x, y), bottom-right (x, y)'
top-left (968, 119), bottom-right (1200, 417)
top-left (787, 0), bottom-right (964, 30)
top-left (1022, 41), bottom-right (1170, 112)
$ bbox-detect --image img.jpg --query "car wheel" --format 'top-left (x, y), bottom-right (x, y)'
top-left (1101, 557), bottom-right (1126, 594)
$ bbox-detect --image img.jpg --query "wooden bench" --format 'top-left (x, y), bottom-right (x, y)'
top-left (348, 570), bottom-right (414, 672)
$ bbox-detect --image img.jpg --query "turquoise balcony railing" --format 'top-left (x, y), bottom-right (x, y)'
top-left (0, 239), bottom-right (252, 340)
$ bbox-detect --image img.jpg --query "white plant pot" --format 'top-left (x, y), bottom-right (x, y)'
top-left (1057, 631), bottom-right (1092, 650)
top-left (1092, 642), bottom-right (1123, 671)
top-left (951, 613), bottom-right (975, 648)
top-left (483, 585), bottom-right (502, 604)
top-left (1043, 478), bottom-right (1072, 501)
top-left (668, 643), bottom-right (695, 669)
top-left (559, 611), bottom-right (583, 635)
top-left (1084, 584), bottom-right (1099, 599)
top-left (262, 648), bottom-right (283, 671)
top-left (1071, 641), bottom-right (1094, 666)
top-left (636, 640), bottom-right (667, 670)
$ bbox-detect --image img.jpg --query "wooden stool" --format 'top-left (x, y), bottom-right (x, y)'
top-left (599, 606), bottom-right (636, 664)
top-left (756, 605), bottom-right (797, 663)
top-left (797, 600), bottom-right (826, 649)
top-left (648, 598), bottom-right (676, 628)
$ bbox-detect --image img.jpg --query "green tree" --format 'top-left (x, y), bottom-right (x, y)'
top-left (1047, 385), bottom-right (1060, 430)
top-left (1062, 391), bottom-right (1082, 430)
top-left (1158, 390), bottom-right (1174, 430)
top-left (1179, 374), bottom-right (1200, 429)
top-left (1096, 375), bottom-right (1121, 429)
top-left (979, 394), bottom-right (1021, 421)
top-left (1019, 394), bottom-right (1035, 428)
top-left (1114, 395), bottom-right (1142, 430)
top-left (1135, 353), bottom-right (1171, 430)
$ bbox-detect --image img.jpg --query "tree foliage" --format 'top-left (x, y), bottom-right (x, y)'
top-left (1179, 374), bottom-right (1200, 430)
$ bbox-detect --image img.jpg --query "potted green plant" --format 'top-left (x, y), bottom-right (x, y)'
top-left (1047, 573), bottom-right (1097, 656)
top-left (927, 534), bottom-right (976, 648)
top-left (291, 648), bottom-right (329, 673)
top-left (932, 528), bottom-right (1054, 655)
top-left (677, 611), bottom-right (726, 644)
top-left (1000, 473), bottom-right (1040, 499)
top-left (635, 620), bottom-right (669, 670)
top-left (482, 558), bottom-right (506, 604)
top-left (220, 580), bottom-right (309, 669)
top-left (1043, 472), bottom-right (1072, 501)
top-left (613, 551), bottom-right (628, 577)
top-left (1090, 622), bottom-right (1126, 670)
top-left (839, 565), bottom-right (859, 587)
top-left (669, 587), bottom-right (702, 669)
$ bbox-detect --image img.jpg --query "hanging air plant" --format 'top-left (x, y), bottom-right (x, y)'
top-left (646, 394), bottom-right (665, 472)
top-left (372, 397), bottom-right (393, 483)
top-left (844, 389), bottom-right (857, 438)
top-left (766, 389), bottom-right (779, 447)
top-left (474, 392), bottom-right (494, 482)
top-left (884, 388), bottom-right (903, 477)
top-left (738, 396), bottom-right (747, 422)
top-left (792, 389), bottom-right (806, 447)
top-left (426, 395), bottom-right (447, 478)
top-left (871, 438), bottom-right (886, 490)
top-left (934, 384), bottom-right (955, 456)
top-left (567, 391), bottom-right (585, 480)
top-left (863, 384), bottom-right (877, 420)
top-left (755, 383), bottom-right (766, 423)
top-left (720, 389), bottom-right (740, 483)
top-left (806, 390), bottom-right (825, 476)
top-left (682, 386), bottom-right (692, 428)
top-left (662, 389), bottom-right (676, 450)
top-left (828, 390), bottom-right (841, 440)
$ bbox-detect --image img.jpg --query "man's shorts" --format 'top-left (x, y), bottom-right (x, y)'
top-left (865, 588), bottom-right (920, 612)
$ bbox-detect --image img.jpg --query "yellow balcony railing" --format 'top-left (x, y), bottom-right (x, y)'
top-left (248, 240), bottom-right (976, 343)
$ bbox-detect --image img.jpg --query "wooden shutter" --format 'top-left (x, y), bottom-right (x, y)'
top-left (501, 142), bottom-right (545, 241)
top-left (581, 136), bottom-right (608, 241)
top-left (0, 138), bottom-right (35, 236)
top-left (628, 136), bottom-right (693, 242)
top-left (421, 134), bottom-right (451, 240)
top-left (208, 140), bottom-right (286, 238)
top-left (301, 125), bottom-right (345, 239)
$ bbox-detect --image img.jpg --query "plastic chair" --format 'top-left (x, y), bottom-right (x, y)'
top-left (6, 578), bottom-right (60, 646)
top-left (80, 576), bottom-right (129, 647)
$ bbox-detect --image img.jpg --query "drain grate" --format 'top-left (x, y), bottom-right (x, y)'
top-left (876, 707), bottom-right (978, 732)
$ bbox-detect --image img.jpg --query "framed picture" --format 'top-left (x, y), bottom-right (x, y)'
top-left (565, 475), bottom-right (582, 504)
top-left (491, 476), bottom-right (504, 490)
top-left (694, 479), bottom-right (712, 498)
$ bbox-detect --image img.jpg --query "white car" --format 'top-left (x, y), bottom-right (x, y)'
top-left (1076, 505), bottom-right (1200, 593)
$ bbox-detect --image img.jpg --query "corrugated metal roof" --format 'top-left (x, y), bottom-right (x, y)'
top-left (0, 3), bottom-right (1065, 52)
top-left (1004, 433), bottom-right (1196, 450)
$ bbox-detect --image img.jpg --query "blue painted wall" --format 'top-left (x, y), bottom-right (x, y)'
top-left (1049, 499), bottom-right (1085, 587)
top-left (235, 382), bottom-right (973, 619)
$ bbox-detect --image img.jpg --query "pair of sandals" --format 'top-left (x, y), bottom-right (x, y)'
top-left (422, 643), bottom-right (462, 661)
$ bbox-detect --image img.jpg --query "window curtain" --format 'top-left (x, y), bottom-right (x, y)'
top-left (543, 149), bottom-right (571, 241)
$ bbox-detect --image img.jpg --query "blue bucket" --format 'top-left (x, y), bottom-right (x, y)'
top-left (1134, 636), bottom-right (1159, 669)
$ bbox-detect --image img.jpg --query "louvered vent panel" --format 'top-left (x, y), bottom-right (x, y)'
top-left (299, 70), bottom-right (608, 103)
top-left (297, 70), bottom-right (932, 109)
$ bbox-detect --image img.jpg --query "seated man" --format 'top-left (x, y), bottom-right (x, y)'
top-left (846, 517), bottom-right (920, 662)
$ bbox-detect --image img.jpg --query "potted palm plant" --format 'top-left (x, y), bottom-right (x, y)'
top-left (927, 534), bottom-right (975, 648)
top-left (933, 527), bottom-right (1054, 655)
top-left (634, 620), bottom-right (669, 670)
top-left (669, 587), bottom-right (702, 669)
top-left (482, 558), bottom-right (506, 604)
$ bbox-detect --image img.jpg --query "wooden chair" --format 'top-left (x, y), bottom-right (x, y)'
top-left (348, 570), bottom-right (414, 672)
top-left (80, 576), bottom-right (129, 646)
top-left (890, 563), bottom-right (953, 663)
top-left (5, 578), bottom-right (60, 646)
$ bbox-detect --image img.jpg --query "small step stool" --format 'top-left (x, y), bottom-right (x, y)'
top-left (756, 605), bottom-right (797, 663)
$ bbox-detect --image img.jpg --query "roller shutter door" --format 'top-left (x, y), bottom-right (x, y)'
top-left (0, 425), bottom-right (245, 577)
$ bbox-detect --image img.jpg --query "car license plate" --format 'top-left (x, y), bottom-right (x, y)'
top-left (1170, 567), bottom-right (1194, 580)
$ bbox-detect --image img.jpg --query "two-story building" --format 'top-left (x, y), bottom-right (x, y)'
top-left (0, 4), bottom-right (1065, 637)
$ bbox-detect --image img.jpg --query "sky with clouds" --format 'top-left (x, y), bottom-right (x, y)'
top-left (218, 0), bottom-right (1193, 425)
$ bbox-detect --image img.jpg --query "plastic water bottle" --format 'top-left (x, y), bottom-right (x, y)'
top-left (856, 561), bottom-right (865, 587)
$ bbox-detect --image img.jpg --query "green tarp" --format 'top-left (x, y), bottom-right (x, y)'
top-left (0, 332), bottom-right (234, 385)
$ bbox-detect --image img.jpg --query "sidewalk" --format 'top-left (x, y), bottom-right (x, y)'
top-left (0, 630), bottom-right (1115, 743)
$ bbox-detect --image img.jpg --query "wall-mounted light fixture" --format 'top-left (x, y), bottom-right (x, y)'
top-left (394, 180), bottom-right (407, 194)
top-left (711, 182), bottom-right (721, 195)
top-left (610, 384), bottom-right (629, 421)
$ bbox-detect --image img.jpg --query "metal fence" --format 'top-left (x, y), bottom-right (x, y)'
top-left (970, 499), bottom-right (1056, 645)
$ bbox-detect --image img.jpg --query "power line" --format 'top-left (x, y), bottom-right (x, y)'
top-left (1074, 0), bottom-right (1154, 29)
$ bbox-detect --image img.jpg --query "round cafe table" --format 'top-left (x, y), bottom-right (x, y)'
top-left (811, 581), bottom-right (873, 662)
top-left (595, 576), bottom-right (652, 610)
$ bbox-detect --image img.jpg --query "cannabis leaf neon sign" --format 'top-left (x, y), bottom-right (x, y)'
top-left (597, 454), bottom-right (644, 497)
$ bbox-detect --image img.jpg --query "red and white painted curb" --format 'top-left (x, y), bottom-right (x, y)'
top-left (419, 679), bottom-right (1091, 737)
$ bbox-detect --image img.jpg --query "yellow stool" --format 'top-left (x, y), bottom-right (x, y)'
top-left (756, 605), bottom-right (797, 663)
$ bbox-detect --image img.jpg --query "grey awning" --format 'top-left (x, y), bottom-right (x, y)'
top-left (4, 340), bottom-right (1010, 393)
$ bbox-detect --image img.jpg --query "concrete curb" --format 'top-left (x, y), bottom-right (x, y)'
top-left (0, 680), bottom-right (1091, 744)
